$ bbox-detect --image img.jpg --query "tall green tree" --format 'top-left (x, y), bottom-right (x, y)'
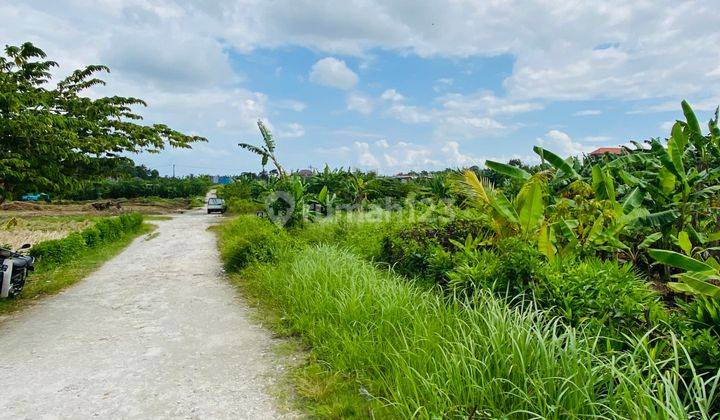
top-left (0, 42), bottom-right (205, 202)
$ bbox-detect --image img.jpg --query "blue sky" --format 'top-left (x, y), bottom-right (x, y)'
top-left (3, 1), bottom-right (719, 175)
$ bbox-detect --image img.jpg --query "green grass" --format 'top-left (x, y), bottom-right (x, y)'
top-left (235, 244), bottom-right (720, 419)
top-left (0, 223), bottom-right (152, 316)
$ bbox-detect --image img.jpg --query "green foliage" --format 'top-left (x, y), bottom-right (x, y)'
top-left (66, 176), bottom-right (211, 200)
top-left (238, 120), bottom-right (286, 176)
top-left (380, 216), bottom-right (493, 281)
top-left (685, 296), bottom-right (720, 334)
top-left (533, 258), bottom-right (662, 336)
top-left (29, 213), bottom-right (143, 267)
top-left (226, 198), bottom-right (264, 214)
top-left (447, 237), bottom-right (544, 297)
top-left (0, 42), bottom-right (205, 201)
top-left (219, 215), bottom-right (292, 272)
top-left (235, 244), bottom-right (718, 418)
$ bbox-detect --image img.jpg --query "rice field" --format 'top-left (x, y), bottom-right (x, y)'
top-left (0, 216), bottom-right (98, 249)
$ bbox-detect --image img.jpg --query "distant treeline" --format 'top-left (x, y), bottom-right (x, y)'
top-left (66, 176), bottom-right (212, 200)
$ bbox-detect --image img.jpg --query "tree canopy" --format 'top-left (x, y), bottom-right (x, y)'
top-left (0, 42), bottom-right (206, 201)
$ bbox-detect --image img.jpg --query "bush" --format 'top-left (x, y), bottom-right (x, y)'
top-left (30, 232), bottom-right (87, 266)
top-left (447, 238), bottom-right (544, 297)
top-left (533, 258), bottom-right (662, 336)
top-left (219, 215), bottom-right (292, 272)
top-left (81, 227), bottom-right (101, 247)
top-left (380, 216), bottom-right (493, 281)
top-left (31, 213), bottom-right (144, 268)
top-left (118, 213), bottom-right (143, 231)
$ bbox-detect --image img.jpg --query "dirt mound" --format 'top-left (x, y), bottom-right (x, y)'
top-left (0, 202), bottom-right (44, 211)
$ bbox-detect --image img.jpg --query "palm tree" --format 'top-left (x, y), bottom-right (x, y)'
top-left (239, 120), bottom-right (286, 178)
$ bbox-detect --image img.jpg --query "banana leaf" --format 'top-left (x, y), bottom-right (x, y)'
top-left (669, 271), bottom-right (720, 298)
top-left (639, 232), bottom-right (662, 249)
top-left (621, 187), bottom-right (644, 214)
top-left (533, 146), bottom-right (579, 180)
top-left (538, 222), bottom-right (555, 262)
top-left (682, 100), bottom-right (702, 135)
top-left (485, 160), bottom-right (531, 181)
top-left (491, 191), bottom-right (520, 225)
top-left (517, 181), bottom-right (544, 234)
top-left (677, 231), bottom-right (692, 255)
top-left (649, 249), bottom-right (715, 272)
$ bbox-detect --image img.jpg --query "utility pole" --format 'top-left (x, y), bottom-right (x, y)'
top-left (172, 164), bottom-right (175, 178)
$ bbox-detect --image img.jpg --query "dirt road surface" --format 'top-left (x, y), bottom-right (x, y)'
top-left (0, 211), bottom-right (294, 419)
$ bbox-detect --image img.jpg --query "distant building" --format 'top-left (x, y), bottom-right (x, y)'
top-left (211, 175), bottom-right (232, 185)
top-left (589, 147), bottom-right (623, 157)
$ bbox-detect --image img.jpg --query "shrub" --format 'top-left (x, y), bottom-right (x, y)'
top-left (447, 238), bottom-right (544, 298)
top-left (30, 232), bottom-right (87, 266)
top-left (380, 216), bottom-right (493, 281)
top-left (532, 258), bottom-right (663, 336)
top-left (30, 213), bottom-right (144, 267)
top-left (219, 215), bottom-right (291, 272)
top-left (81, 227), bottom-right (102, 247)
top-left (680, 328), bottom-right (720, 373)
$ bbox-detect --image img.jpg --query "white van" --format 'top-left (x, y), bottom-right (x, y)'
top-left (206, 197), bottom-right (227, 214)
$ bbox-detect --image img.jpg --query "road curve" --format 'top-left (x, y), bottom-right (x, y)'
top-left (0, 211), bottom-right (293, 419)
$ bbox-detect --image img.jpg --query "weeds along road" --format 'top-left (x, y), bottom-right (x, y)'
top-left (0, 211), bottom-right (293, 419)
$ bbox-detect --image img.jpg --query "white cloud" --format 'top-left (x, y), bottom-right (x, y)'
top-left (346, 92), bottom-right (374, 115)
top-left (537, 130), bottom-right (593, 157)
top-left (574, 109), bottom-right (602, 116)
top-left (438, 91), bottom-right (543, 116)
top-left (278, 122), bottom-right (305, 138)
top-left (387, 104), bottom-right (432, 124)
top-left (277, 99), bottom-right (307, 112)
top-left (5, 1), bottom-right (719, 108)
top-left (354, 142), bottom-right (381, 167)
top-left (436, 116), bottom-right (506, 140)
top-left (347, 140), bottom-right (480, 172)
top-left (309, 57), bottom-right (359, 90)
top-left (5, 1), bottom-right (720, 173)
top-left (380, 88), bottom-right (404, 102)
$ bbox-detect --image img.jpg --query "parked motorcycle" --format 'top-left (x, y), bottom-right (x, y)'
top-left (1, 244), bottom-right (34, 298)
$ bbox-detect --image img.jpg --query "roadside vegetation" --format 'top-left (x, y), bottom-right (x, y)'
top-left (219, 102), bottom-right (720, 417)
top-left (0, 213), bottom-right (148, 315)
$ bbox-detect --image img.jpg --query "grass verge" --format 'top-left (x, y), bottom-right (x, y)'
top-left (0, 223), bottom-right (153, 316)
top-left (235, 244), bottom-right (720, 418)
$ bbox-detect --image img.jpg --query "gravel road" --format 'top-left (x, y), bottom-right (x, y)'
top-left (0, 211), bottom-right (294, 419)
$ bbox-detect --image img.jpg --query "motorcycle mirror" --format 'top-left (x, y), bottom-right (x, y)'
top-left (20, 243), bottom-right (31, 249)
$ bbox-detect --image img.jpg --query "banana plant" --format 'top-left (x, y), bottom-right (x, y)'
top-left (238, 120), bottom-right (286, 178)
top-left (459, 168), bottom-right (547, 249)
top-left (649, 248), bottom-right (720, 298)
top-left (313, 185), bottom-right (338, 215)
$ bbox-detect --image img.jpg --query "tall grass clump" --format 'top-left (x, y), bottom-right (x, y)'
top-left (242, 245), bottom-right (719, 418)
top-left (218, 215), bottom-right (292, 272)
